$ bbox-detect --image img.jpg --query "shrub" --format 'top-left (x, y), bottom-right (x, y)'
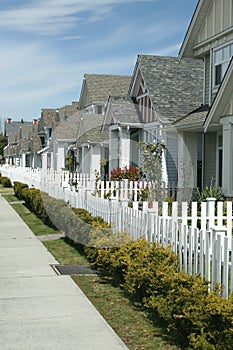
top-left (13, 181), bottom-right (29, 199)
top-left (110, 165), bottom-right (141, 181)
top-left (0, 176), bottom-right (12, 188)
top-left (189, 291), bottom-right (233, 350)
top-left (193, 180), bottom-right (225, 206)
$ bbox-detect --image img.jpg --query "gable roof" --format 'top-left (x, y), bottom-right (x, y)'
top-left (130, 55), bottom-right (204, 122)
top-left (5, 120), bottom-right (32, 138)
top-left (204, 57), bottom-right (233, 132)
top-left (179, 0), bottom-right (212, 58)
top-left (173, 104), bottom-right (209, 130)
top-left (77, 114), bottom-right (108, 145)
top-left (52, 111), bottom-right (80, 142)
top-left (79, 74), bottom-right (132, 110)
top-left (103, 96), bottom-right (142, 130)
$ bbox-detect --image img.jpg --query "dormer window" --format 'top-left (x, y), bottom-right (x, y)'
top-left (214, 43), bottom-right (233, 86)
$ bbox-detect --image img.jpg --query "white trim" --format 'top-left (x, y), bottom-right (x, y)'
top-left (230, 0), bottom-right (232, 27)
top-left (220, 0), bottom-right (223, 32)
top-left (213, 0), bottom-right (216, 36)
top-left (37, 146), bottom-right (49, 155)
top-left (209, 49), bottom-right (213, 104)
top-left (193, 26), bottom-right (233, 50)
top-left (216, 132), bottom-right (223, 187)
top-left (136, 92), bottom-right (149, 99)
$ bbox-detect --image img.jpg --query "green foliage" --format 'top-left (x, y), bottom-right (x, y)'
top-left (13, 182), bottom-right (51, 225)
top-left (194, 180), bottom-right (225, 205)
top-left (87, 238), bottom-right (233, 349)
top-left (65, 153), bottom-right (78, 172)
top-left (0, 134), bottom-right (6, 156)
top-left (138, 141), bottom-right (166, 202)
top-left (13, 181), bottom-right (29, 199)
top-left (0, 176), bottom-right (12, 188)
top-left (138, 141), bottom-right (165, 182)
top-left (189, 291), bottom-right (233, 350)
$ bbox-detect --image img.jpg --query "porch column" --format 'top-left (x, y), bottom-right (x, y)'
top-left (109, 128), bottom-right (119, 172)
top-left (21, 153), bottom-right (26, 167)
top-left (119, 127), bottom-right (130, 168)
top-left (81, 145), bottom-right (90, 173)
top-left (90, 145), bottom-right (101, 174)
top-left (220, 116), bottom-right (233, 197)
top-left (177, 132), bottom-right (197, 201)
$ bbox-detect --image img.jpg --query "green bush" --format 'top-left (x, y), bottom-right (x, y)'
top-left (0, 176), bottom-right (12, 188)
top-left (13, 181), bottom-right (29, 199)
top-left (189, 291), bottom-right (233, 350)
top-left (91, 238), bottom-right (233, 349)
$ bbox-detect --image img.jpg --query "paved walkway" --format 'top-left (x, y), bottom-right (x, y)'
top-left (0, 194), bottom-right (129, 350)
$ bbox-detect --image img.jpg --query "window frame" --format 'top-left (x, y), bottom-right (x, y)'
top-left (213, 42), bottom-right (233, 87)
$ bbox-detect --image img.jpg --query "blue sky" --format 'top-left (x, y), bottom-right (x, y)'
top-left (0, 0), bottom-right (198, 122)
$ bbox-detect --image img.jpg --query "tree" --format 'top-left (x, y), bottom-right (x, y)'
top-left (0, 134), bottom-right (6, 157)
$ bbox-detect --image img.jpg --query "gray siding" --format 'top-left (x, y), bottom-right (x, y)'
top-left (204, 132), bottom-right (216, 186)
top-left (197, 133), bottom-right (203, 161)
top-left (204, 54), bottom-right (210, 105)
top-left (166, 132), bottom-right (178, 184)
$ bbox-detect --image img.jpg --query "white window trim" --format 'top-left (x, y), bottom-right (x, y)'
top-left (212, 41), bottom-right (233, 88)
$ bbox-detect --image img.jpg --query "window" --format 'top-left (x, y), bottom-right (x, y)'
top-left (214, 43), bottom-right (233, 86)
top-left (96, 105), bottom-right (103, 114)
top-left (48, 128), bottom-right (52, 138)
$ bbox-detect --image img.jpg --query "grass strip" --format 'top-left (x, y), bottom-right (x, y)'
top-left (2, 192), bottom-right (60, 236)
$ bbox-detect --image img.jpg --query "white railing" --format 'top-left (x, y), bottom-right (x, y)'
top-left (1, 165), bottom-right (233, 298)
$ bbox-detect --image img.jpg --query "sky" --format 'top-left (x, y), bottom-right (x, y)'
top-left (0, 0), bottom-right (198, 122)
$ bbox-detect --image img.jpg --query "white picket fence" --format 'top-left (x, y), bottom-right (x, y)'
top-left (0, 166), bottom-right (177, 201)
top-left (1, 165), bottom-right (233, 298)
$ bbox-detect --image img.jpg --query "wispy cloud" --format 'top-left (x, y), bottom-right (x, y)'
top-left (0, 0), bottom-right (158, 36)
top-left (0, 0), bottom-right (197, 120)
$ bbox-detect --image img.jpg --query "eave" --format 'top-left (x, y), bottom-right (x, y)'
top-left (179, 0), bottom-right (212, 58)
top-left (204, 58), bottom-right (233, 132)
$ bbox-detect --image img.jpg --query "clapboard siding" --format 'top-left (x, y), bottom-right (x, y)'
top-left (166, 132), bottom-right (178, 183)
top-left (204, 132), bottom-right (217, 185)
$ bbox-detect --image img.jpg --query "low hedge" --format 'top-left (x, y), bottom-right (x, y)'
top-left (12, 181), bottom-right (233, 349)
top-left (90, 240), bottom-right (233, 349)
top-left (0, 175), bottom-right (12, 188)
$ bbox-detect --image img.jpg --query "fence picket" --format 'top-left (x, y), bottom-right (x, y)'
top-left (1, 164), bottom-right (232, 298)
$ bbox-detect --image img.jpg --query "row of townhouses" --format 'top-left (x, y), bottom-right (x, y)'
top-left (3, 0), bottom-right (233, 197)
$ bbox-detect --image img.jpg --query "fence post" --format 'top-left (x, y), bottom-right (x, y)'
top-left (211, 225), bottom-right (228, 260)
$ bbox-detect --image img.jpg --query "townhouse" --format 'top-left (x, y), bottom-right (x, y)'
top-left (176, 0), bottom-right (233, 197)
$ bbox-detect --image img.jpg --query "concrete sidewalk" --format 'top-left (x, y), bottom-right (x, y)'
top-left (0, 194), bottom-right (129, 350)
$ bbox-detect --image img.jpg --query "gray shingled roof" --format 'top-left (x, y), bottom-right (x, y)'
top-left (134, 55), bottom-right (204, 122)
top-left (52, 111), bottom-right (80, 141)
top-left (5, 120), bottom-right (32, 138)
top-left (80, 74), bottom-right (132, 108)
top-left (77, 114), bottom-right (108, 145)
top-left (104, 96), bottom-right (142, 128)
top-left (173, 105), bottom-right (209, 129)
